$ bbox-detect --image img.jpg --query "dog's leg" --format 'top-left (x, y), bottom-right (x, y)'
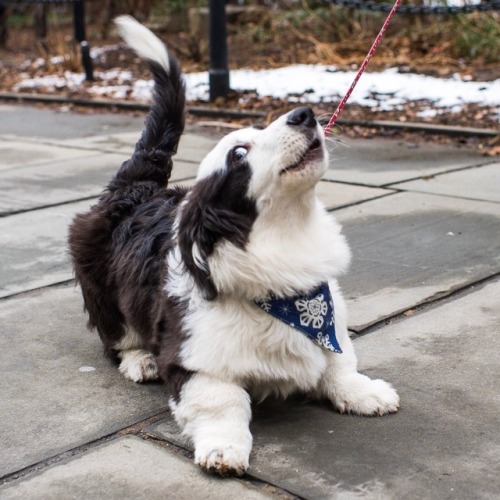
top-left (171, 373), bottom-right (252, 476)
top-left (316, 289), bottom-right (400, 415)
top-left (118, 349), bottom-right (159, 382)
top-left (317, 337), bottom-right (400, 415)
top-left (115, 328), bottom-right (159, 383)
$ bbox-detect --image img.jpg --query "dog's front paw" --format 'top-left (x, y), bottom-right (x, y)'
top-left (118, 349), bottom-right (159, 383)
top-left (195, 444), bottom-right (250, 477)
top-left (332, 374), bottom-right (400, 416)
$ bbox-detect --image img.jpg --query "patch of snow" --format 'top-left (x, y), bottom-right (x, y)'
top-left (183, 66), bottom-right (500, 110)
top-left (50, 55), bottom-right (66, 65)
top-left (131, 79), bottom-right (154, 101)
top-left (87, 85), bottom-right (131, 100)
top-left (13, 71), bottom-right (86, 92)
top-left (416, 108), bottom-right (438, 119)
top-left (12, 64), bottom-right (500, 115)
top-left (96, 69), bottom-right (133, 84)
top-left (90, 44), bottom-right (123, 59)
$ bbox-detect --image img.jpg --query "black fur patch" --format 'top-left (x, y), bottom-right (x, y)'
top-left (153, 296), bottom-right (194, 401)
top-left (69, 185), bottom-right (188, 358)
top-left (177, 160), bottom-right (257, 300)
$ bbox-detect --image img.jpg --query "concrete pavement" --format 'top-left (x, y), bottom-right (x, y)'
top-left (0, 103), bottom-right (498, 499)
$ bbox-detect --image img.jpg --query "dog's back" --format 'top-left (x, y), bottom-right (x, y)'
top-left (68, 16), bottom-right (186, 359)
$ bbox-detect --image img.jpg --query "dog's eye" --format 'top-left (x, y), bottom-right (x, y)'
top-left (232, 146), bottom-right (248, 163)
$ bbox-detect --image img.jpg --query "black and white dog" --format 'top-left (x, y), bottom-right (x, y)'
top-left (69, 16), bottom-right (399, 476)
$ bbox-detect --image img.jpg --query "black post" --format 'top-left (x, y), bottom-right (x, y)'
top-left (73, 0), bottom-right (93, 81)
top-left (0, 5), bottom-right (8, 47)
top-left (208, 0), bottom-right (229, 101)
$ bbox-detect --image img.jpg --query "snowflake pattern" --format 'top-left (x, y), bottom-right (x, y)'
top-left (295, 294), bottom-right (328, 329)
top-left (255, 282), bottom-right (342, 353)
top-left (316, 332), bottom-right (336, 351)
top-left (257, 296), bottom-right (272, 312)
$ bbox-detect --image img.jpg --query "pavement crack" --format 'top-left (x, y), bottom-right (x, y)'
top-left (136, 431), bottom-right (303, 499)
top-left (0, 279), bottom-right (76, 301)
top-left (380, 188), bottom-right (500, 205)
top-left (381, 158), bottom-right (497, 188)
top-left (0, 196), bottom-right (100, 219)
top-left (0, 410), bottom-right (171, 486)
top-left (352, 271), bottom-right (500, 338)
top-left (0, 434), bottom-right (120, 486)
top-left (328, 190), bottom-right (400, 212)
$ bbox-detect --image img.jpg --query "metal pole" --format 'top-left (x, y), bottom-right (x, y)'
top-left (208, 0), bottom-right (229, 100)
top-left (73, 0), bottom-right (93, 81)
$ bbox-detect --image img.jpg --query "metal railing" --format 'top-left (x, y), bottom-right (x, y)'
top-left (326, 0), bottom-right (500, 14)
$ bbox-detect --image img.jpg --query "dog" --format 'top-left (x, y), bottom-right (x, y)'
top-left (69, 16), bottom-right (399, 477)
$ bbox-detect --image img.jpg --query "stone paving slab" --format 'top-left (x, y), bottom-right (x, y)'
top-left (147, 279), bottom-right (500, 499)
top-left (0, 200), bottom-right (91, 298)
top-left (0, 154), bottom-right (199, 216)
top-left (171, 160), bottom-right (201, 181)
top-left (0, 104), bottom-right (145, 140)
top-left (3, 129), bottom-right (217, 166)
top-left (58, 131), bottom-right (141, 154)
top-left (0, 153), bottom-right (125, 215)
top-left (336, 191), bottom-right (500, 330)
top-left (316, 181), bottom-right (392, 210)
top-left (55, 130), bottom-right (218, 165)
top-left (0, 436), bottom-right (278, 500)
top-left (0, 157), bottom-right (198, 214)
top-left (176, 131), bottom-right (220, 163)
top-left (51, 126), bottom-right (221, 163)
top-left (0, 286), bottom-right (170, 478)
top-left (325, 138), bottom-right (488, 186)
top-left (0, 138), bottom-right (97, 172)
top-left (0, 106), bottom-right (215, 165)
top-left (391, 162), bottom-right (500, 203)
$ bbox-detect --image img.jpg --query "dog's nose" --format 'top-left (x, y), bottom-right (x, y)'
top-left (286, 107), bottom-right (316, 128)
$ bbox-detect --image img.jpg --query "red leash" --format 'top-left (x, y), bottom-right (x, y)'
top-left (324, 0), bottom-right (402, 136)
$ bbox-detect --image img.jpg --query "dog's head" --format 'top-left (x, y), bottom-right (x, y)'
top-left (176, 107), bottom-right (330, 300)
top-left (197, 106), bottom-right (327, 201)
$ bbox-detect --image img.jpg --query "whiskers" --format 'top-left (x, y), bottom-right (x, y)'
top-left (318, 113), bottom-right (351, 164)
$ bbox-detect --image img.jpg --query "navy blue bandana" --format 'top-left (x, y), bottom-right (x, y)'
top-left (255, 282), bottom-right (342, 353)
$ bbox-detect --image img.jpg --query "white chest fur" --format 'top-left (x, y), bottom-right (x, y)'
top-left (178, 279), bottom-right (349, 399)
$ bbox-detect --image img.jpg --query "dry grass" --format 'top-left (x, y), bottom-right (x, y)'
top-left (36, 34), bottom-right (80, 73)
top-left (226, 5), bottom-right (499, 79)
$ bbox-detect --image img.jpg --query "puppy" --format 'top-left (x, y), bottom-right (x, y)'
top-left (69, 16), bottom-right (399, 477)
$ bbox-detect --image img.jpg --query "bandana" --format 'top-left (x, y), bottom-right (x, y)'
top-left (255, 282), bottom-right (342, 353)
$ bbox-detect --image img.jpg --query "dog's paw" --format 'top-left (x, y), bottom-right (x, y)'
top-left (118, 349), bottom-right (159, 383)
top-left (195, 444), bottom-right (249, 477)
top-left (332, 374), bottom-right (400, 416)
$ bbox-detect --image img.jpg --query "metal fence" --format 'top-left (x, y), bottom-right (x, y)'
top-left (326, 0), bottom-right (500, 14)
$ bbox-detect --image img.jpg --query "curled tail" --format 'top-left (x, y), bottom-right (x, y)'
top-left (110, 16), bottom-right (185, 190)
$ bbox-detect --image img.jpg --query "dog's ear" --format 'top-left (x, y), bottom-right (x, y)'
top-left (177, 166), bottom-right (257, 301)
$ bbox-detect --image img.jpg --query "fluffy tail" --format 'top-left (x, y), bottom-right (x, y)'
top-left (110, 16), bottom-right (185, 190)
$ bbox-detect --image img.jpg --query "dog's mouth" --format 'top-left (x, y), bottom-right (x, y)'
top-left (280, 137), bottom-right (323, 175)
